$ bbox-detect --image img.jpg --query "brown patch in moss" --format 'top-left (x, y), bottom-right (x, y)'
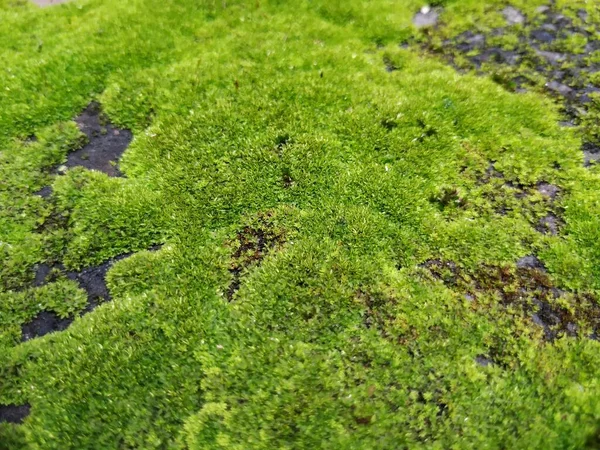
top-left (421, 259), bottom-right (600, 342)
top-left (227, 211), bottom-right (286, 300)
top-left (355, 289), bottom-right (421, 347)
top-left (474, 162), bottom-right (564, 234)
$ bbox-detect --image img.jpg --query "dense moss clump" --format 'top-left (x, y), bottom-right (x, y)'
top-left (1, 0), bottom-right (600, 448)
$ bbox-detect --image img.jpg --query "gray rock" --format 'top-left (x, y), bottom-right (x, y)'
top-left (583, 142), bottom-right (600, 166)
top-left (536, 50), bottom-right (566, 65)
top-left (530, 29), bottom-right (555, 43)
top-left (546, 80), bottom-right (573, 97)
top-left (538, 214), bottom-right (560, 236)
top-left (413, 7), bottom-right (439, 28)
top-left (537, 182), bottom-right (560, 199)
top-left (552, 14), bottom-right (572, 28)
top-left (517, 255), bottom-right (546, 271)
top-left (475, 355), bottom-right (493, 367)
top-left (558, 120), bottom-right (576, 127)
top-left (531, 313), bottom-right (546, 327)
top-left (503, 6), bottom-right (525, 25)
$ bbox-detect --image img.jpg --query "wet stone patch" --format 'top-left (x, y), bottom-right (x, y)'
top-left (537, 213), bottom-right (562, 236)
top-left (31, 0), bottom-right (69, 5)
top-left (64, 102), bottom-right (132, 177)
top-left (419, 4), bottom-right (600, 166)
top-left (475, 354), bottom-right (494, 367)
top-left (0, 404), bottom-right (30, 424)
top-left (583, 142), bottom-right (600, 166)
top-left (22, 248), bottom-right (160, 342)
top-left (413, 6), bottom-right (440, 29)
top-left (356, 289), bottom-right (400, 342)
top-left (21, 311), bottom-right (72, 342)
top-left (34, 186), bottom-right (52, 199)
top-left (33, 102), bottom-right (133, 200)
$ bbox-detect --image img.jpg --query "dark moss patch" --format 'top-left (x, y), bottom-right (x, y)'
top-left (34, 201), bottom-right (70, 235)
top-left (474, 163), bottom-right (565, 232)
top-left (275, 134), bottom-right (291, 151)
top-left (380, 117), bottom-right (398, 130)
top-left (429, 186), bottom-right (467, 211)
top-left (382, 55), bottom-right (399, 72)
top-left (59, 102), bottom-right (132, 177)
top-left (356, 289), bottom-right (395, 339)
top-left (0, 404), bottom-right (30, 424)
top-left (281, 166), bottom-right (294, 188)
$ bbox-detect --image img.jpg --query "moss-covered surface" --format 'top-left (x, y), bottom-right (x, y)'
top-left (1, 0), bottom-right (600, 448)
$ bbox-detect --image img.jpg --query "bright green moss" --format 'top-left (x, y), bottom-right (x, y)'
top-left (1, 0), bottom-right (600, 448)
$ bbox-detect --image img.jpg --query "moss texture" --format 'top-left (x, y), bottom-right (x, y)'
top-left (1, 0), bottom-right (600, 448)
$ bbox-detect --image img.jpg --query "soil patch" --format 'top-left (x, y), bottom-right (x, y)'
top-left (0, 404), bottom-right (30, 424)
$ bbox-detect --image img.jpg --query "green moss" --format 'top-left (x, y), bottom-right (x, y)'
top-left (552, 34), bottom-right (588, 55)
top-left (1, 0), bottom-right (600, 448)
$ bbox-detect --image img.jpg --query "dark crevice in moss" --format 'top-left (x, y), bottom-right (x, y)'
top-left (34, 102), bottom-right (132, 184)
top-left (33, 185), bottom-right (53, 199)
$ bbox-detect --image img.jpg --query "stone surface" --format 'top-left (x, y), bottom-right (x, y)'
top-left (503, 6), bottom-right (525, 25)
top-left (516, 255), bottom-right (546, 270)
top-left (31, 0), bottom-right (69, 6)
top-left (413, 7), bottom-right (439, 28)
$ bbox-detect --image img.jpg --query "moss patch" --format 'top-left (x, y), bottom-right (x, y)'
top-left (1, 0), bottom-right (600, 448)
